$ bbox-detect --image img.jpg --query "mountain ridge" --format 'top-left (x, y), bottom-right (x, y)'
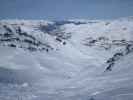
top-left (0, 17), bottom-right (133, 100)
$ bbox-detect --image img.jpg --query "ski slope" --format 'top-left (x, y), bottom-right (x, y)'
top-left (0, 17), bottom-right (133, 100)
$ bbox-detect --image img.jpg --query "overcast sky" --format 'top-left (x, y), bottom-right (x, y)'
top-left (0, 0), bottom-right (133, 20)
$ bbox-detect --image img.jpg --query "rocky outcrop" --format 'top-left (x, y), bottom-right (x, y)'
top-left (83, 36), bottom-right (133, 71)
top-left (0, 25), bottom-right (53, 52)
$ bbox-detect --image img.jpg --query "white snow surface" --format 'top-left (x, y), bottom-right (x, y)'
top-left (0, 17), bottom-right (133, 100)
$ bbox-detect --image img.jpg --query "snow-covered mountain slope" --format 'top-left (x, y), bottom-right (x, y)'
top-left (0, 17), bottom-right (133, 100)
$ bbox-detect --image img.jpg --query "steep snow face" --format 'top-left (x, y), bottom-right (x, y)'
top-left (0, 17), bottom-right (133, 100)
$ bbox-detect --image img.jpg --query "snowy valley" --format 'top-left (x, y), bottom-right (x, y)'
top-left (0, 17), bottom-right (133, 100)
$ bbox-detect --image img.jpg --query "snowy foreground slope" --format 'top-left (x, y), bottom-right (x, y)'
top-left (0, 17), bottom-right (133, 100)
